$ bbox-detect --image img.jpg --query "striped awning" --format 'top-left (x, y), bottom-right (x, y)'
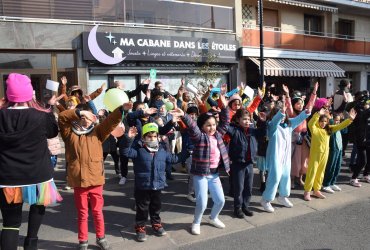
top-left (249, 58), bottom-right (346, 77)
top-left (267, 0), bottom-right (338, 13)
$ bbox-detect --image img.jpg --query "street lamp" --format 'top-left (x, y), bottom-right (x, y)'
top-left (258, 0), bottom-right (264, 88)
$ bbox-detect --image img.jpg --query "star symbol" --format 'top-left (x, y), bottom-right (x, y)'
top-left (186, 53), bottom-right (190, 56)
top-left (105, 32), bottom-right (115, 43)
top-left (142, 51), bottom-right (146, 55)
top-left (112, 40), bottom-right (117, 45)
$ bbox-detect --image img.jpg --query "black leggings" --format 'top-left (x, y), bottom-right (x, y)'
top-left (103, 151), bottom-right (120, 174)
top-left (0, 191), bottom-right (45, 250)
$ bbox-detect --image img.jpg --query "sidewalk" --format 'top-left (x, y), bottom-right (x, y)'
top-left (6, 146), bottom-right (370, 250)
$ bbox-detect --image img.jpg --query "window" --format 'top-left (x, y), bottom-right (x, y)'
top-left (263, 9), bottom-right (279, 30)
top-left (304, 14), bottom-right (323, 36)
top-left (336, 19), bottom-right (354, 39)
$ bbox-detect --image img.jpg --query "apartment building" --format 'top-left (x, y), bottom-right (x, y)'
top-left (0, 0), bottom-right (238, 109)
top-left (237, 0), bottom-right (370, 96)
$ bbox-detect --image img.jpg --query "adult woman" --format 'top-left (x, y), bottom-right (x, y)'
top-left (0, 73), bottom-right (62, 250)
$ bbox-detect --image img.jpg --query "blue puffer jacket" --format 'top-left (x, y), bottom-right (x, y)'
top-left (121, 136), bottom-right (183, 190)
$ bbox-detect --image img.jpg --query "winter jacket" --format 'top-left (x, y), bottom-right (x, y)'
top-left (58, 107), bottom-right (122, 187)
top-left (346, 101), bottom-right (370, 147)
top-left (227, 123), bottom-right (264, 164)
top-left (121, 137), bottom-right (183, 190)
top-left (181, 107), bottom-right (230, 175)
top-left (0, 108), bottom-right (58, 186)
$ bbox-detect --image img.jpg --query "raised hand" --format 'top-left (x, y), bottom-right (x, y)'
top-left (83, 95), bottom-right (91, 103)
top-left (282, 84), bottom-right (289, 96)
top-left (127, 126), bottom-right (138, 138)
top-left (349, 108), bottom-right (357, 120)
top-left (101, 82), bottom-right (106, 89)
top-left (123, 101), bottom-right (133, 111)
top-left (169, 108), bottom-right (185, 117)
top-left (258, 87), bottom-right (264, 98)
top-left (220, 83), bottom-right (227, 95)
top-left (259, 112), bottom-right (267, 121)
top-left (144, 107), bottom-right (157, 116)
top-left (61, 76), bottom-right (67, 85)
top-left (313, 82), bottom-right (319, 94)
top-left (181, 77), bottom-right (185, 87)
top-left (142, 78), bottom-right (151, 85)
top-left (219, 93), bottom-right (228, 108)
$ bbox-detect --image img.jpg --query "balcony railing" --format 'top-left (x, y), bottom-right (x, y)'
top-left (242, 26), bottom-right (370, 56)
top-left (0, 0), bottom-right (234, 32)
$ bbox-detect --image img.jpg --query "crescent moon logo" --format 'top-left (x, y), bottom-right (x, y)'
top-left (88, 25), bottom-right (126, 65)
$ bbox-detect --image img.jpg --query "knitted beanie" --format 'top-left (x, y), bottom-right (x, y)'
top-left (6, 73), bottom-right (33, 102)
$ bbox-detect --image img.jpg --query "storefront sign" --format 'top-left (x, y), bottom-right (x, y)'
top-left (82, 25), bottom-right (238, 64)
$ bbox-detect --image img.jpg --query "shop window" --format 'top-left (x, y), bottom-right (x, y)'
top-left (88, 75), bottom-right (108, 112)
top-left (0, 52), bottom-right (76, 104)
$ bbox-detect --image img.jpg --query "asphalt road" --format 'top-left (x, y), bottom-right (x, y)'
top-left (180, 199), bottom-right (370, 250)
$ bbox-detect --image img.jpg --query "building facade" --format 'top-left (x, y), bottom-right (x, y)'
top-left (237, 0), bottom-right (370, 96)
top-left (0, 0), bottom-right (239, 110)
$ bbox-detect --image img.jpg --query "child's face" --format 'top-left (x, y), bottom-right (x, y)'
top-left (231, 100), bottom-right (242, 111)
top-left (80, 114), bottom-right (93, 128)
top-left (202, 117), bottom-right (217, 136)
top-left (238, 115), bottom-right (251, 128)
top-left (159, 105), bottom-right (166, 114)
top-left (319, 117), bottom-right (329, 129)
top-left (136, 104), bottom-right (145, 111)
top-left (294, 100), bottom-right (304, 112)
top-left (144, 133), bottom-right (158, 142)
top-left (189, 113), bottom-right (198, 121)
top-left (333, 116), bottom-right (341, 125)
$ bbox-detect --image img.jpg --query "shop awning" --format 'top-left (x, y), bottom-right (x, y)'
top-left (249, 58), bottom-right (346, 77)
top-left (267, 0), bottom-right (338, 13)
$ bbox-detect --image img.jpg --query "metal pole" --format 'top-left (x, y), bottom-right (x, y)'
top-left (258, 0), bottom-right (264, 88)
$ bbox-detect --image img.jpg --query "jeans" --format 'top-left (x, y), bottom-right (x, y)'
top-left (74, 186), bottom-right (105, 242)
top-left (193, 174), bottom-right (225, 224)
top-left (185, 155), bottom-right (194, 194)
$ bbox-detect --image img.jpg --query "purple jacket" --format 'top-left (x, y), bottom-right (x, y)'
top-left (181, 107), bottom-right (230, 175)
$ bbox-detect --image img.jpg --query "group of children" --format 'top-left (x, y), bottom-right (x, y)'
top-left (1, 73), bottom-right (368, 250)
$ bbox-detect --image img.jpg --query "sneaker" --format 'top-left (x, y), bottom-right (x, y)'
top-left (191, 223), bottom-right (200, 235)
top-left (277, 196), bottom-right (293, 208)
top-left (152, 223), bottom-right (167, 236)
top-left (135, 225), bottom-right (147, 242)
top-left (234, 208), bottom-right (245, 219)
top-left (303, 191), bottom-right (311, 201)
top-left (349, 179), bottom-right (362, 187)
top-left (330, 185), bottom-right (342, 191)
top-left (209, 217), bottom-right (225, 229)
top-left (78, 241), bottom-right (88, 250)
top-left (119, 177), bottom-right (126, 185)
top-left (313, 191), bottom-right (326, 199)
top-left (363, 176), bottom-right (370, 183)
top-left (64, 185), bottom-right (71, 190)
top-left (260, 199), bottom-right (274, 213)
top-left (242, 207), bottom-right (254, 217)
top-left (96, 237), bottom-right (111, 250)
top-left (186, 193), bottom-right (196, 203)
top-left (322, 186), bottom-right (335, 194)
